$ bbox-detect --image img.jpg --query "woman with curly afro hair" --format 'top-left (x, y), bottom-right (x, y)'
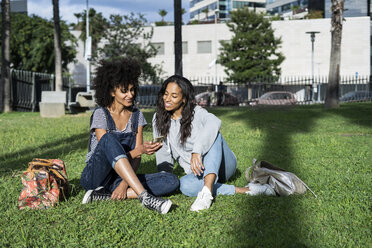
top-left (80, 58), bottom-right (179, 214)
top-left (153, 75), bottom-right (275, 212)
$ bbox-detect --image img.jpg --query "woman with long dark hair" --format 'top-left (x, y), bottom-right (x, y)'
top-left (80, 58), bottom-right (179, 214)
top-left (153, 75), bottom-right (275, 212)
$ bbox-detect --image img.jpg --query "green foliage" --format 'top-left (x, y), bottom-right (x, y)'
top-left (70, 8), bottom-right (109, 59)
top-left (97, 13), bottom-right (163, 84)
top-left (158, 9), bottom-right (168, 22)
top-left (0, 13), bottom-right (76, 73)
top-left (307, 10), bottom-right (324, 19)
top-left (155, 21), bottom-right (167, 26)
top-left (0, 103), bottom-right (371, 247)
top-left (219, 9), bottom-right (285, 84)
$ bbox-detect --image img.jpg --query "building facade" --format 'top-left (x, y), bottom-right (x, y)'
top-left (325, 0), bottom-right (369, 18)
top-left (266, 0), bottom-right (308, 18)
top-left (68, 17), bottom-right (370, 86)
top-left (189, 0), bottom-right (266, 21)
top-left (0, 0), bottom-right (27, 13)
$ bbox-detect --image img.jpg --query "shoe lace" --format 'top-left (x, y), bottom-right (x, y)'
top-left (91, 192), bottom-right (111, 201)
top-left (141, 193), bottom-right (164, 211)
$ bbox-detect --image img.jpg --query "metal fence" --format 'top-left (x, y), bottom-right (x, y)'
top-left (188, 75), bottom-right (371, 104)
top-left (5, 71), bottom-right (372, 111)
top-left (10, 70), bottom-right (72, 112)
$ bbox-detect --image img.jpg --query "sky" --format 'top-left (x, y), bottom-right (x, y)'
top-left (27, 0), bottom-right (190, 25)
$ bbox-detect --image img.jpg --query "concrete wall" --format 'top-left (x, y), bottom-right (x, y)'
top-left (67, 16), bottom-right (370, 86)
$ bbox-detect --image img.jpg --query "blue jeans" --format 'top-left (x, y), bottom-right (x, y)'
top-left (80, 133), bottom-right (180, 196)
top-left (179, 133), bottom-right (237, 197)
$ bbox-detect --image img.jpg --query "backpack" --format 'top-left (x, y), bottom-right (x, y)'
top-left (245, 159), bottom-right (317, 197)
top-left (18, 158), bottom-right (69, 209)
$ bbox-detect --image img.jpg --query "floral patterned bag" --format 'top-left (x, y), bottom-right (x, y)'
top-left (18, 158), bottom-right (69, 210)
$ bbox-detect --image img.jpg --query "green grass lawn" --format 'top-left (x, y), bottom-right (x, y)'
top-left (0, 103), bottom-right (371, 247)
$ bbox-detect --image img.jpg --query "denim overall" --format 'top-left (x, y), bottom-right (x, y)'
top-left (80, 107), bottom-right (180, 196)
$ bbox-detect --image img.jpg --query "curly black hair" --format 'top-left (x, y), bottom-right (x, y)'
top-left (155, 75), bottom-right (195, 145)
top-left (93, 58), bottom-right (141, 107)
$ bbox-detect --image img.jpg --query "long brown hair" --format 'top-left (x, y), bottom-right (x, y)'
top-left (155, 75), bottom-right (195, 145)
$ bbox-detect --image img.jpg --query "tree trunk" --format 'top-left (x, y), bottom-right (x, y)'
top-left (325, 0), bottom-right (344, 109)
top-left (174, 0), bottom-right (183, 76)
top-left (53, 0), bottom-right (63, 92)
top-left (1, 0), bottom-right (11, 112)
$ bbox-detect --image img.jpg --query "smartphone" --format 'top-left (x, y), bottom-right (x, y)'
top-left (152, 136), bottom-right (165, 143)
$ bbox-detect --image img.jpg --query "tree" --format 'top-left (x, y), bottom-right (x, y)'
top-left (325, 0), bottom-right (344, 108)
top-left (174, 0), bottom-right (182, 76)
top-left (52, 0), bottom-right (63, 91)
top-left (158, 9), bottom-right (167, 22)
top-left (1, 0), bottom-right (11, 112)
top-left (70, 8), bottom-right (108, 60)
top-left (219, 8), bottom-right (284, 84)
top-left (155, 9), bottom-right (168, 26)
top-left (0, 13), bottom-right (76, 73)
top-left (98, 13), bottom-right (162, 83)
top-left (202, 7), bottom-right (209, 21)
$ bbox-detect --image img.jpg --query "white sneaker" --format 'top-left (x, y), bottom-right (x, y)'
top-left (190, 186), bottom-right (213, 212)
top-left (246, 182), bottom-right (276, 196)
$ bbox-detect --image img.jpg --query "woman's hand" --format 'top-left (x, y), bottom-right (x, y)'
top-left (141, 141), bottom-right (162, 155)
top-left (111, 181), bottom-right (128, 200)
top-left (191, 153), bottom-right (204, 176)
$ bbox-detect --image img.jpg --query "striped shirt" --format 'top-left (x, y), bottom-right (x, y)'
top-left (86, 108), bottom-right (147, 162)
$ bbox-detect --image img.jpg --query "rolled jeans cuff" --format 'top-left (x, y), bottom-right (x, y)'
top-left (112, 154), bottom-right (127, 168)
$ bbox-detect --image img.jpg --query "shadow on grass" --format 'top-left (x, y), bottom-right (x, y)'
top-left (209, 102), bottom-right (371, 246)
top-left (209, 106), bottom-right (321, 246)
top-left (0, 133), bottom-right (88, 176)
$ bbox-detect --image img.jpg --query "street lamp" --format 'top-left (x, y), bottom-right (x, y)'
top-left (214, 9), bottom-right (219, 92)
top-left (85, 0), bottom-right (92, 92)
top-left (306, 31), bottom-right (320, 102)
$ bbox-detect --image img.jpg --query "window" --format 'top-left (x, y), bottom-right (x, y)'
top-left (152, 42), bottom-right (165, 55)
top-left (197, 41), bottom-right (212, 54)
top-left (182, 42), bottom-right (188, 54)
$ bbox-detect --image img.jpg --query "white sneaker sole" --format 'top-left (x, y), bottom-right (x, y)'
top-left (82, 186), bottom-right (104, 204)
top-left (160, 200), bottom-right (172, 214)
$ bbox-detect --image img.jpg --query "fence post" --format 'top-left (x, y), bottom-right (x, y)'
top-left (9, 69), bottom-right (13, 108)
top-left (68, 76), bottom-right (72, 105)
top-left (31, 72), bottom-right (36, 112)
top-left (50, 74), bottom-right (55, 91)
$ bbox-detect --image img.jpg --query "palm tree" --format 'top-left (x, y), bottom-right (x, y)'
top-left (158, 9), bottom-right (168, 22)
top-left (52, 0), bottom-right (63, 92)
top-left (1, 0), bottom-right (11, 112)
top-left (74, 13), bottom-right (82, 25)
top-left (202, 7), bottom-right (209, 21)
top-left (325, 0), bottom-right (344, 108)
top-left (174, 0), bottom-right (182, 75)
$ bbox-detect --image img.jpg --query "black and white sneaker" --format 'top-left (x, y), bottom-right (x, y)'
top-left (138, 190), bottom-right (172, 214)
top-left (82, 186), bottom-right (112, 204)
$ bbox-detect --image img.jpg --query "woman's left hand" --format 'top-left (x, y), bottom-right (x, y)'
top-left (111, 181), bottom-right (128, 200)
top-left (191, 153), bottom-right (204, 176)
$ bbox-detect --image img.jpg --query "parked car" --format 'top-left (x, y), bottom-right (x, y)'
top-left (339, 91), bottom-right (372, 102)
top-left (195, 91), bottom-right (239, 107)
top-left (249, 91), bottom-right (297, 106)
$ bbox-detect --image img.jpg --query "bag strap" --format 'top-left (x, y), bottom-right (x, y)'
top-left (102, 107), bottom-right (116, 132)
top-left (27, 159), bottom-right (67, 182)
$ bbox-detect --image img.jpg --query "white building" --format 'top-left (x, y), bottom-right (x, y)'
top-left (68, 16), bottom-right (370, 86)
top-left (190, 0), bottom-right (266, 21)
